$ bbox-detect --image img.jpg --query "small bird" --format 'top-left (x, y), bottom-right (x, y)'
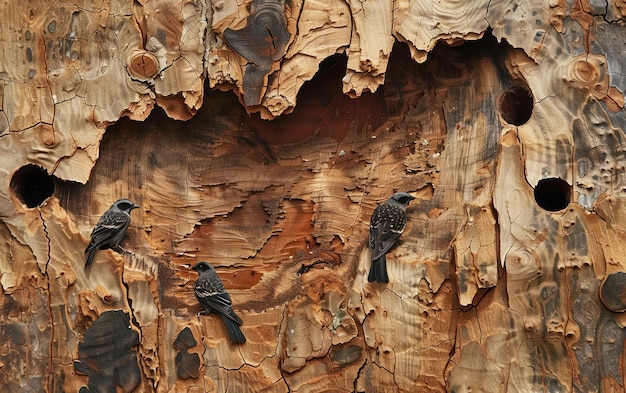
top-left (368, 192), bottom-right (415, 283)
top-left (192, 261), bottom-right (246, 344)
top-left (84, 198), bottom-right (139, 268)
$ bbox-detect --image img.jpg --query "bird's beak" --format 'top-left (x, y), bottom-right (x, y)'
top-left (132, 204), bottom-right (140, 210)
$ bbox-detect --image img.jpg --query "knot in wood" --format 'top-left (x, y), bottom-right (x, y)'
top-left (129, 51), bottom-right (159, 79)
top-left (570, 54), bottom-right (605, 86)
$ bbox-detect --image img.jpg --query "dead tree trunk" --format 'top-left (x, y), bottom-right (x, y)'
top-left (1, 1), bottom-right (626, 392)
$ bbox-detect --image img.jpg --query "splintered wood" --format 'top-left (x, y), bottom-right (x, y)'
top-left (1, 0), bottom-right (626, 392)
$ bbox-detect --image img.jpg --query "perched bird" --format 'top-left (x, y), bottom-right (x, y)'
top-left (368, 192), bottom-right (415, 283)
top-left (192, 261), bottom-right (246, 344)
top-left (84, 198), bottom-right (139, 268)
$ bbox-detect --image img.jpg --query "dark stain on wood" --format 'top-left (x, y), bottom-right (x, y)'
top-left (173, 327), bottom-right (200, 380)
top-left (600, 271), bottom-right (626, 313)
top-left (223, 0), bottom-right (291, 106)
top-left (0, 322), bottom-right (30, 391)
top-left (74, 310), bottom-right (141, 393)
top-left (330, 344), bottom-right (363, 367)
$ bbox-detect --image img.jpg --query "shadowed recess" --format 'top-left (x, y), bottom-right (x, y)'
top-left (10, 164), bottom-right (55, 208)
top-left (245, 52), bottom-right (387, 144)
top-left (499, 85), bottom-right (534, 126)
top-left (534, 177), bottom-right (571, 212)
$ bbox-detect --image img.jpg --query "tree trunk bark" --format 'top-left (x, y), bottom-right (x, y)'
top-left (1, 1), bottom-right (626, 392)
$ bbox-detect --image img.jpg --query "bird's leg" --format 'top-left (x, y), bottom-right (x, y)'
top-left (113, 245), bottom-right (128, 254)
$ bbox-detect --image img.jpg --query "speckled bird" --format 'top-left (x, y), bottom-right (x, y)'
top-left (84, 198), bottom-right (139, 269)
top-left (368, 192), bottom-right (415, 283)
top-left (192, 261), bottom-right (246, 344)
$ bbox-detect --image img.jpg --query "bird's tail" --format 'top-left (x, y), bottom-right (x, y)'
top-left (84, 245), bottom-right (96, 268)
top-left (368, 255), bottom-right (389, 283)
top-left (222, 316), bottom-right (246, 344)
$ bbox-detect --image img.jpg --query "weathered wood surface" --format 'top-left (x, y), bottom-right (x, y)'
top-left (2, 0), bottom-right (626, 392)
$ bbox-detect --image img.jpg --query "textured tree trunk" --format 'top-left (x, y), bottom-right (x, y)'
top-left (1, 0), bottom-right (626, 392)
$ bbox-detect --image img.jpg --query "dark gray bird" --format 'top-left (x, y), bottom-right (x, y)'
top-left (84, 198), bottom-right (139, 268)
top-left (192, 261), bottom-right (246, 344)
top-left (368, 192), bottom-right (415, 283)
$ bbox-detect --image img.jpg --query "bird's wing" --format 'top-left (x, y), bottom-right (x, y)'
top-left (369, 204), bottom-right (407, 260)
top-left (88, 210), bottom-right (130, 248)
top-left (194, 283), bottom-right (243, 325)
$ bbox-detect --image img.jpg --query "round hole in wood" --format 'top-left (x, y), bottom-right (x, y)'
top-left (10, 164), bottom-right (55, 208)
top-left (499, 86), bottom-right (534, 126)
top-left (533, 177), bottom-right (571, 212)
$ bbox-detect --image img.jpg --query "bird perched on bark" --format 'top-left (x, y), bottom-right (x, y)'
top-left (84, 198), bottom-right (139, 269)
top-left (192, 261), bottom-right (246, 344)
top-left (368, 192), bottom-right (415, 283)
